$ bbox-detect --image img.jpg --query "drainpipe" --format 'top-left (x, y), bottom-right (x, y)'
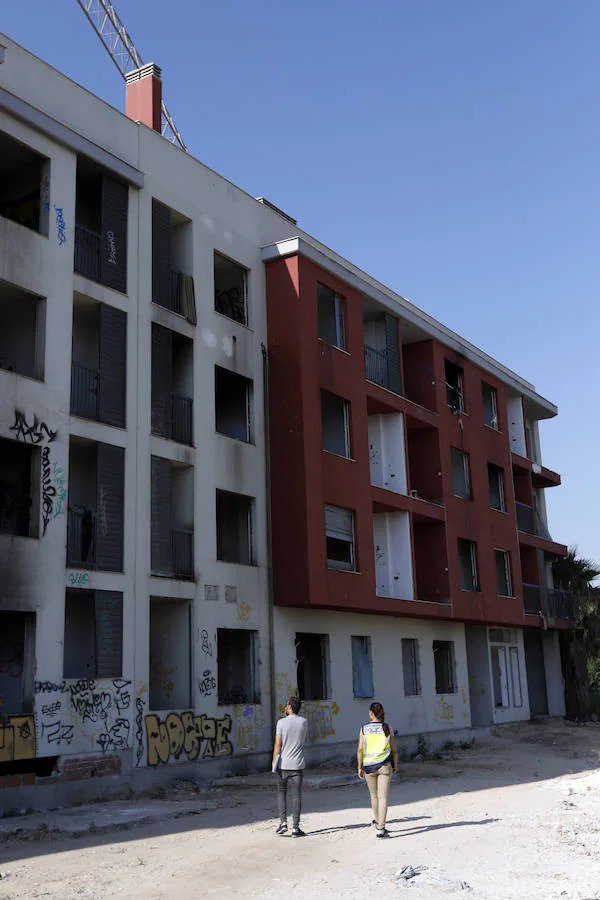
top-left (261, 342), bottom-right (277, 740)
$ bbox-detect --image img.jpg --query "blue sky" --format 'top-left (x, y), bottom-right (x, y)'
top-left (3, 1), bottom-right (599, 565)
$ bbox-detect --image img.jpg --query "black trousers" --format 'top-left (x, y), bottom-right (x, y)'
top-left (277, 769), bottom-right (303, 828)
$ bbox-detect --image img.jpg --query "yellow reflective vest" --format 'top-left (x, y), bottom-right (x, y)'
top-left (362, 723), bottom-right (391, 772)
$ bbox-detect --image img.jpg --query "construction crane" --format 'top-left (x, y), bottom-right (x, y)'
top-left (76, 0), bottom-right (187, 151)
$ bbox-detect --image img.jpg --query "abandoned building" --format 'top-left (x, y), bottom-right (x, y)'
top-left (0, 32), bottom-right (571, 803)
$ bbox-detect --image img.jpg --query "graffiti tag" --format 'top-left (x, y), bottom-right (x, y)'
top-left (145, 712), bottom-right (233, 766)
top-left (10, 410), bottom-right (57, 444)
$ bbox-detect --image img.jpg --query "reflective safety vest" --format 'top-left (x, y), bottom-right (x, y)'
top-left (362, 722), bottom-right (391, 771)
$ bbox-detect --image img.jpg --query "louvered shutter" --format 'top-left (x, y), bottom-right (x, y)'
top-left (152, 199), bottom-right (172, 309)
top-left (95, 590), bottom-right (123, 677)
top-left (95, 442), bottom-right (125, 572)
top-left (151, 323), bottom-right (173, 438)
top-left (98, 305), bottom-right (127, 428)
top-left (100, 177), bottom-right (128, 293)
top-left (384, 313), bottom-right (402, 395)
top-left (151, 456), bottom-right (172, 575)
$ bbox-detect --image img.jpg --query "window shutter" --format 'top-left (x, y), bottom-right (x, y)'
top-left (151, 456), bottom-right (172, 575)
top-left (95, 590), bottom-right (123, 677)
top-left (95, 442), bottom-right (125, 572)
top-left (100, 177), bottom-right (128, 293)
top-left (98, 305), bottom-right (127, 428)
top-left (180, 273), bottom-right (197, 325)
top-left (152, 199), bottom-right (172, 309)
top-left (384, 313), bottom-right (402, 395)
top-left (151, 324), bottom-right (173, 438)
top-left (325, 504), bottom-right (353, 540)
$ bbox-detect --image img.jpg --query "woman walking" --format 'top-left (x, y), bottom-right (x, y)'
top-left (357, 701), bottom-right (398, 838)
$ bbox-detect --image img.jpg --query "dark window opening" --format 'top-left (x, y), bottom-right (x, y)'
top-left (402, 637), bottom-right (421, 697)
top-left (0, 282), bottom-right (45, 380)
top-left (75, 159), bottom-right (128, 293)
top-left (482, 382), bottom-right (499, 429)
top-left (433, 640), bottom-right (456, 694)
top-left (152, 199), bottom-right (196, 323)
top-left (458, 537), bottom-right (478, 591)
top-left (214, 252), bottom-right (247, 325)
top-left (495, 549), bottom-right (513, 597)
top-left (445, 360), bottom-right (464, 412)
top-left (63, 589), bottom-right (123, 678)
top-left (321, 390), bottom-right (350, 457)
top-left (363, 311), bottom-right (402, 394)
top-left (351, 636), bottom-right (373, 698)
top-left (215, 367), bottom-right (252, 442)
top-left (217, 628), bottom-right (259, 704)
top-left (71, 298), bottom-right (126, 427)
top-left (0, 131), bottom-right (48, 235)
top-left (488, 463), bottom-right (505, 511)
top-left (149, 597), bottom-right (192, 709)
top-left (318, 283), bottom-right (345, 349)
top-left (325, 504), bottom-right (355, 571)
top-left (0, 611), bottom-right (36, 715)
top-left (450, 447), bottom-right (470, 499)
top-left (0, 438), bottom-right (39, 538)
top-left (151, 323), bottom-right (193, 445)
top-left (296, 632), bottom-right (330, 700)
top-left (150, 456), bottom-right (194, 580)
top-left (216, 490), bottom-right (253, 565)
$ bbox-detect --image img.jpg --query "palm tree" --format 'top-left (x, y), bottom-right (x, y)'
top-left (552, 549), bottom-right (600, 719)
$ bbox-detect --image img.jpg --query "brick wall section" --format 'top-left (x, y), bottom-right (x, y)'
top-left (0, 753), bottom-right (121, 788)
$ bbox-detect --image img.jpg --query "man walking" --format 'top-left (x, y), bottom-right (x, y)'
top-left (272, 696), bottom-right (308, 837)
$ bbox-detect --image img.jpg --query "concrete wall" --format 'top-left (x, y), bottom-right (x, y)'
top-left (543, 631), bottom-right (566, 718)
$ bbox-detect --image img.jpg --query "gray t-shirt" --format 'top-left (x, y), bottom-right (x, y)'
top-left (276, 714), bottom-right (308, 770)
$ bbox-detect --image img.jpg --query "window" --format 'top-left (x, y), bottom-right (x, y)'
top-left (296, 632), bottom-right (330, 700)
top-left (495, 549), bottom-right (513, 597)
top-left (150, 598), bottom-right (191, 709)
top-left (150, 457), bottom-right (194, 580)
top-left (317, 283), bottom-right (345, 349)
top-left (215, 367), bottom-right (252, 442)
top-left (63, 589), bottom-right (123, 677)
top-left (151, 199), bottom-right (196, 321)
top-left (450, 447), bottom-right (470, 499)
top-left (151, 324), bottom-right (193, 445)
top-left (325, 504), bottom-right (355, 571)
top-left (488, 463), bottom-right (505, 511)
top-left (0, 282), bottom-right (45, 381)
top-left (0, 437), bottom-right (40, 538)
top-left (457, 538), bottom-right (478, 591)
top-left (351, 636), bottom-right (373, 698)
top-left (214, 252), bottom-right (247, 325)
top-left (321, 390), bottom-right (350, 457)
top-left (0, 131), bottom-right (49, 235)
top-left (75, 162), bottom-right (128, 292)
top-left (433, 640), bottom-right (456, 694)
top-left (402, 638), bottom-right (421, 697)
top-left (445, 360), bottom-right (464, 412)
top-left (482, 382), bottom-right (498, 429)
top-left (217, 628), bottom-right (259, 704)
top-left (71, 300), bottom-right (127, 428)
top-left (216, 490), bottom-right (253, 565)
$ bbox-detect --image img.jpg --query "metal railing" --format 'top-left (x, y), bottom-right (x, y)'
top-left (67, 506), bottom-right (96, 568)
top-left (74, 224), bottom-right (101, 282)
top-left (71, 362), bottom-right (99, 419)
top-left (522, 582), bottom-right (541, 615)
top-left (364, 344), bottom-right (389, 388)
top-left (515, 501), bottom-right (535, 534)
top-left (172, 527), bottom-right (194, 580)
top-left (171, 394), bottom-right (193, 445)
top-left (154, 270), bottom-right (197, 324)
top-left (546, 588), bottom-right (574, 620)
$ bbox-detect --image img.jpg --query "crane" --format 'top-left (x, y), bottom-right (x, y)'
top-left (76, 0), bottom-right (187, 151)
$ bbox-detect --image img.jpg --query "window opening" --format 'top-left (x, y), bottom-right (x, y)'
top-left (217, 628), bottom-right (259, 704)
top-left (433, 640), bottom-right (456, 694)
top-left (457, 538), bottom-right (478, 591)
top-left (351, 636), bottom-right (373, 698)
top-left (488, 463), bottom-right (505, 511)
top-left (150, 598), bottom-right (192, 709)
top-left (63, 589), bottom-right (123, 678)
top-left (317, 283), bottom-right (345, 349)
top-left (402, 637), bottom-right (421, 696)
top-left (482, 382), bottom-right (498, 429)
top-left (216, 490), bottom-right (253, 565)
top-left (0, 437), bottom-right (40, 538)
top-left (0, 131), bottom-right (48, 235)
top-left (295, 632), bottom-right (330, 700)
top-left (214, 252), bottom-right (247, 325)
top-left (450, 447), bottom-right (470, 499)
top-left (445, 360), bottom-right (464, 412)
top-left (215, 367), bottom-right (252, 442)
top-left (495, 549), bottom-right (513, 597)
top-left (325, 504), bottom-right (355, 571)
top-left (321, 390), bottom-right (350, 457)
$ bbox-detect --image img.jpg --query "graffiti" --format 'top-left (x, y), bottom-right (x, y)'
top-left (41, 446), bottom-right (56, 535)
top-left (10, 410), bottom-right (57, 444)
top-left (145, 712), bottom-right (233, 766)
top-left (69, 678), bottom-right (131, 723)
top-left (303, 701), bottom-right (340, 743)
top-left (69, 678), bottom-right (97, 697)
top-left (237, 601), bottom-right (251, 622)
top-left (106, 230), bottom-right (117, 265)
top-left (41, 701), bottom-right (61, 717)
top-left (434, 697), bottom-right (454, 723)
top-left (54, 205), bottom-right (66, 246)
top-left (0, 715), bottom-right (36, 762)
top-left (41, 720), bottom-right (74, 746)
top-left (198, 670), bottom-right (216, 697)
top-left (97, 718), bottom-right (129, 752)
top-left (0, 643), bottom-right (23, 678)
top-left (52, 461), bottom-right (67, 519)
top-left (35, 680), bottom-right (67, 694)
top-left (234, 704), bottom-right (266, 752)
top-left (135, 697), bottom-right (145, 767)
top-left (68, 571), bottom-right (90, 587)
top-left (200, 629), bottom-right (213, 657)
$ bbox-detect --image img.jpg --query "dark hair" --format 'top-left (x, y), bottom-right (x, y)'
top-left (288, 696), bottom-right (302, 715)
top-left (370, 701), bottom-right (390, 737)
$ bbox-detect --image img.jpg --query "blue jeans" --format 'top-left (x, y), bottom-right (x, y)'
top-left (277, 769), bottom-right (303, 829)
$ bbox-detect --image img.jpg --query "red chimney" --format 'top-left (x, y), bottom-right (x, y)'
top-left (125, 63), bottom-right (162, 133)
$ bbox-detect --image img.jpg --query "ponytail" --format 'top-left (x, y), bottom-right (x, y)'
top-left (369, 701), bottom-right (390, 736)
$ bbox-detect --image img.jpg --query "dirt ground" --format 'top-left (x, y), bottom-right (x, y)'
top-left (1, 720), bottom-right (600, 899)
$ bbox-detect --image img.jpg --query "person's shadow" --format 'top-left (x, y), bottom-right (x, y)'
top-left (386, 817), bottom-right (500, 838)
top-left (308, 816), bottom-right (430, 836)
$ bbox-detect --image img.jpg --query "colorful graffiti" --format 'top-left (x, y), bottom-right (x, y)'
top-left (145, 711), bottom-right (233, 766)
top-left (233, 704), bottom-right (266, 751)
top-left (0, 715), bottom-right (36, 762)
top-left (434, 696), bottom-right (454, 723)
top-left (275, 673), bottom-right (340, 743)
top-left (237, 601), bottom-right (251, 622)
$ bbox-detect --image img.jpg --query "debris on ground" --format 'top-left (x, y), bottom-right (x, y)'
top-left (394, 864), bottom-right (471, 892)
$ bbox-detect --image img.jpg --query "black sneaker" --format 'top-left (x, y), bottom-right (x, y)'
top-left (275, 823), bottom-right (287, 835)
top-left (371, 819), bottom-right (377, 827)
top-left (291, 827), bottom-right (306, 838)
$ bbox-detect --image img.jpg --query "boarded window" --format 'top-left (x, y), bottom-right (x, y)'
top-left (351, 636), bottom-right (373, 698)
top-left (433, 640), bottom-right (456, 694)
top-left (63, 589), bottom-right (123, 678)
top-left (325, 504), bottom-right (355, 571)
top-left (482, 382), bottom-right (498, 429)
top-left (457, 538), bottom-right (478, 591)
top-left (450, 447), bottom-right (470, 499)
top-left (216, 490), bottom-right (253, 565)
top-left (150, 597), bottom-right (191, 709)
top-left (317, 283), bottom-right (345, 349)
top-left (445, 360), bottom-right (464, 412)
top-left (488, 463), bottom-right (505, 511)
top-left (217, 628), bottom-right (259, 704)
top-left (0, 437), bottom-right (40, 538)
top-left (495, 549), bottom-right (512, 597)
top-left (402, 637), bottom-right (421, 696)
top-left (321, 390), bottom-right (350, 457)
top-left (214, 253), bottom-right (248, 325)
top-left (215, 367), bottom-right (252, 442)
top-left (296, 632), bottom-right (330, 700)
top-left (152, 199), bottom-right (173, 310)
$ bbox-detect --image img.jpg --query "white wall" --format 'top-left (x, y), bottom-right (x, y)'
top-left (543, 631), bottom-right (566, 717)
top-left (507, 393), bottom-right (527, 457)
top-left (373, 511), bottom-right (413, 599)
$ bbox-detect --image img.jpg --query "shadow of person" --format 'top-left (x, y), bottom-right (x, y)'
top-left (387, 817), bottom-right (501, 838)
top-left (307, 815), bottom-right (431, 837)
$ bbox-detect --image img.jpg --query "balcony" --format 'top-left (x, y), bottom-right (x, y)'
top-left (71, 362), bottom-right (99, 419)
top-left (67, 506), bottom-right (96, 568)
top-left (172, 527), bottom-right (194, 580)
top-left (522, 582), bottom-right (541, 615)
top-left (74, 225), bottom-right (101, 282)
top-left (516, 501), bottom-right (535, 534)
top-left (172, 394), bottom-right (194, 445)
top-left (364, 343), bottom-right (402, 395)
top-left (546, 588), bottom-right (574, 620)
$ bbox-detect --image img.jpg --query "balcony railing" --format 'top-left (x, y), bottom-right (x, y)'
top-left (71, 362), bottom-right (99, 420)
top-left (522, 582), bottom-right (541, 615)
top-left (364, 343), bottom-right (402, 395)
top-left (155, 270), bottom-right (197, 324)
top-left (516, 501), bottom-right (535, 534)
top-left (546, 588), bottom-right (574, 620)
top-left (74, 225), bottom-right (101, 283)
top-left (171, 394), bottom-right (194, 445)
top-left (172, 527), bottom-right (194, 580)
top-left (67, 506), bottom-right (96, 568)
